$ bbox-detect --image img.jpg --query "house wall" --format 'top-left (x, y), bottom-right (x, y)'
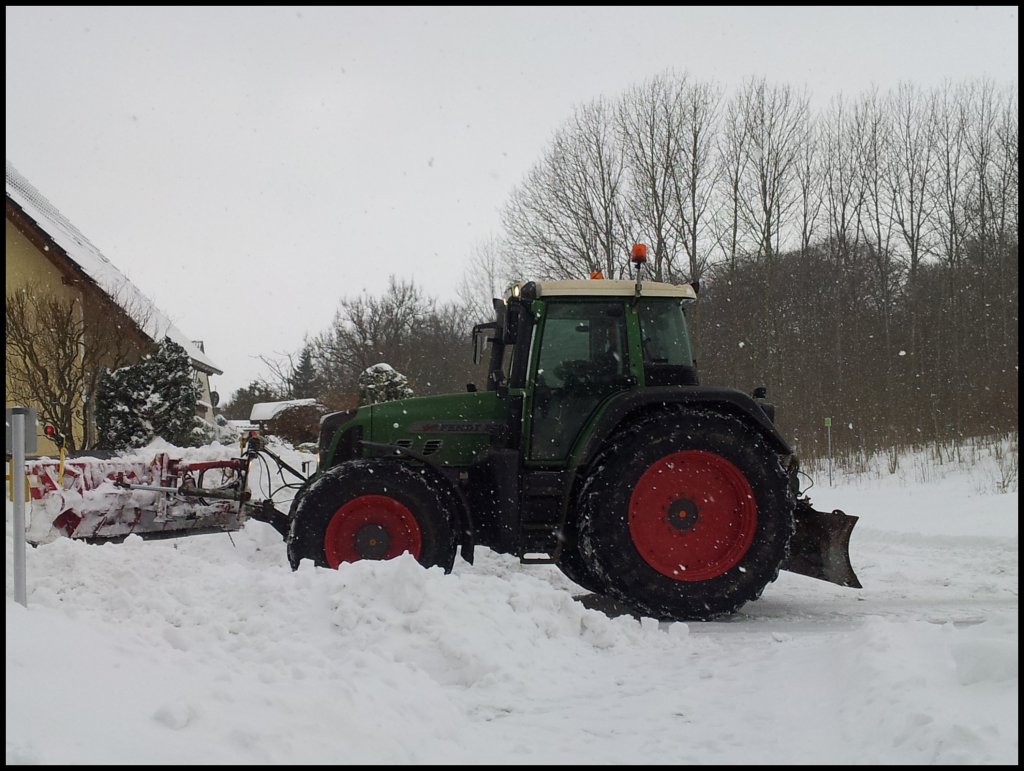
top-left (195, 373), bottom-right (216, 424)
top-left (6, 219), bottom-right (80, 299)
top-left (190, 341), bottom-right (217, 426)
top-left (6, 215), bottom-right (152, 453)
top-left (5, 219), bottom-right (87, 454)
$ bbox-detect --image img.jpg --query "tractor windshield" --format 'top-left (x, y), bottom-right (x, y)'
top-left (637, 298), bottom-right (698, 387)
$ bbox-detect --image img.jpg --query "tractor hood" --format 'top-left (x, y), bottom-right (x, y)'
top-left (366, 391), bottom-right (506, 467)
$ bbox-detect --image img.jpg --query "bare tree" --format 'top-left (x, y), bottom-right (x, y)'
top-left (310, 276), bottom-right (478, 400)
top-left (5, 285), bottom-right (152, 450)
top-left (794, 107), bottom-right (824, 257)
top-left (847, 88), bottom-right (904, 441)
top-left (882, 83), bottom-right (939, 431)
top-left (312, 276), bottom-right (426, 388)
top-left (618, 72), bottom-right (688, 281)
top-left (456, 234), bottom-right (514, 324)
top-left (932, 82), bottom-right (973, 275)
top-left (503, 97), bottom-right (631, 280)
top-left (853, 87), bottom-right (901, 340)
top-left (256, 339), bottom-right (322, 400)
top-left (713, 90), bottom-right (752, 271)
top-left (990, 86), bottom-right (1019, 350)
top-left (256, 350), bottom-right (301, 398)
top-left (409, 299), bottom-right (479, 394)
top-left (669, 78), bottom-right (723, 285)
top-left (961, 79), bottom-right (1019, 428)
top-left (930, 82), bottom-right (974, 434)
top-left (992, 86), bottom-right (1019, 240)
top-left (887, 83), bottom-right (938, 293)
top-left (822, 94), bottom-right (867, 268)
top-left (964, 80), bottom-right (1018, 304)
top-left (818, 93), bottom-right (870, 407)
top-left (734, 77), bottom-right (809, 262)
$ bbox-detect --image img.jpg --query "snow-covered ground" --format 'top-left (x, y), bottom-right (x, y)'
top-left (6, 437), bottom-right (1018, 765)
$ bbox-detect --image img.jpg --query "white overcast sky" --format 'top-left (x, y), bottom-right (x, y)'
top-left (5, 6), bottom-right (1018, 399)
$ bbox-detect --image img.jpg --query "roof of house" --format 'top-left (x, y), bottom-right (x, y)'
top-left (5, 160), bottom-right (221, 374)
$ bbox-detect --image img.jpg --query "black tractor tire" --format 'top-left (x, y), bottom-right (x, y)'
top-left (287, 477), bottom-right (314, 519)
top-left (556, 526), bottom-right (611, 596)
top-left (577, 409), bottom-right (795, 621)
top-left (287, 459), bottom-right (458, 573)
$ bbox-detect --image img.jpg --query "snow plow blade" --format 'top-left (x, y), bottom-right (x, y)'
top-left (781, 500), bottom-right (862, 588)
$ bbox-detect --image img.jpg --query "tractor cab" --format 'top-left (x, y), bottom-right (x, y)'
top-left (474, 272), bottom-right (700, 464)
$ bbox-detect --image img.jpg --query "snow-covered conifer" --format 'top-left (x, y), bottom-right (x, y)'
top-left (96, 338), bottom-right (201, 448)
top-left (358, 362), bottom-right (414, 405)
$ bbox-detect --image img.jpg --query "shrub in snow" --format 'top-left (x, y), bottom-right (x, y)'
top-left (267, 404), bottom-right (325, 446)
top-left (358, 362), bottom-right (413, 406)
top-left (96, 338), bottom-right (202, 449)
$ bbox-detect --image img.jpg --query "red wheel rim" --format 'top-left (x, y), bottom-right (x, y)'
top-left (323, 494), bottom-right (422, 568)
top-left (628, 450), bottom-right (757, 581)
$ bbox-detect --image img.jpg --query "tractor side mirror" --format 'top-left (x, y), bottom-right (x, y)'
top-left (472, 322), bottom-right (497, 365)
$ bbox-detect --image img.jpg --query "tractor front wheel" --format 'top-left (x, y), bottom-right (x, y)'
top-left (287, 460), bottom-right (457, 572)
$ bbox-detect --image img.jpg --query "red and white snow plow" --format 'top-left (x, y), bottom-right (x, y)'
top-left (20, 435), bottom-right (300, 545)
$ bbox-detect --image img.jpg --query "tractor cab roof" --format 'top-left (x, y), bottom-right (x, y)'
top-left (512, 279), bottom-right (697, 301)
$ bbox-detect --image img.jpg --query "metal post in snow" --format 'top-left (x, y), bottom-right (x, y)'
top-left (12, 409), bottom-right (28, 607)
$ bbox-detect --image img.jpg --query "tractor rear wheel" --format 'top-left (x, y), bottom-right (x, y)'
top-left (287, 459), bottom-right (457, 572)
top-left (556, 526), bottom-right (611, 596)
top-left (578, 410), bottom-right (795, 620)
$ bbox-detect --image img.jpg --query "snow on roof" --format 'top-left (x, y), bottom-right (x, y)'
top-left (5, 160), bottom-right (221, 374)
top-left (249, 398), bottom-right (320, 422)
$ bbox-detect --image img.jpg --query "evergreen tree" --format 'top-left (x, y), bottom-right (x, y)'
top-left (96, 357), bottom-right (151, 449)
top-left (96, 338), bottom-right (201, 449)
top-left (358, 363), bottom-right (414, 405)
top-left (222, 380), bottom-right (281, 420)
top-left (147, 338), bottom-right (201, 446)
top-left (288, 343), bottom-right (321, 398)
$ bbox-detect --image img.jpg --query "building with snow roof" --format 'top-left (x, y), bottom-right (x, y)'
top-left (5, 160), bottom-right (223, 453)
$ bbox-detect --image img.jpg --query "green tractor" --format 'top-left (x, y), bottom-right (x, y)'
top-left (286, 246), bottom-right (860, 620)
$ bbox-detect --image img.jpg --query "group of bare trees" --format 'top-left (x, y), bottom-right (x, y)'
top-left (227, 73), bottom-right (1016, 462)
top-left (498, 73), bottom-right (1017, 459)
top-left (224, 276), bottom-right (488, 420)
top-left (504, 74), bottom-right (1016, 288)
top-left (307, 276), bottom-right (479, 405)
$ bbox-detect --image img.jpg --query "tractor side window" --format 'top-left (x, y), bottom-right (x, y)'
top-left (535, 309), bottom-right (590, 389)
top-left (530, 301), bottom-right (627, 460)
top-left (637, 299), bottom-right (698, 387)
